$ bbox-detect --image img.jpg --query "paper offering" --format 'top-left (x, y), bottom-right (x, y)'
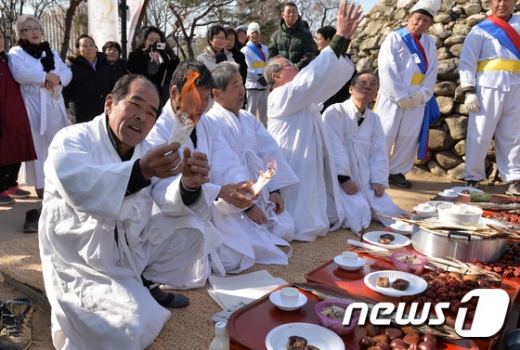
top-left (251, 168), bottom-right (275, 195)
top-left (168, 111), bottom-right (195, 146)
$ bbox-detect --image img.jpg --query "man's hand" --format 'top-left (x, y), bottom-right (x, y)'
top-left (246, 205), bottom-right (267, 225)
top-left (372, 183), bottom-right (385, 197)
top-left (181, 148), bottom-right (210, 189)
top-left (465, 93), bottom-right (480, 112)
top-left (270, 192), bottom-right (285, 214)
top-left (140, 143), bottom-right (183, 180)
top-left (397, 96), bottom-right (413, 110)
top-left (218, 181), bottom-right (255, 209)
top-left (341, 179), bottom-right (359, 195)
top-left (336, 1), bottom-right (364, 40)
top-left (408, 90), bottom-right (423, 108)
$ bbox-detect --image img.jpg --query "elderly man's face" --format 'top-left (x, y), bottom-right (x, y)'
top-left (282, 5), bottom-right (299, 28)
top-left (272, 58), bottom-right (299, 87)
top-left (214, 72), bottom-right (245, 115)
top-left (407, 12), bottom-right (432, 38)
top-left (349, 73), bottom-right (379, 108)
top-left (490, 0), bottom-right (515, 20)
top-left (106, 79), bottom-right (159, 155)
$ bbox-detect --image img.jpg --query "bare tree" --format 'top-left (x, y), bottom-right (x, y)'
top-left (164, 0), bottom-right (234, 59)
top-left (296, 0), bottom-right (338, 33)
top-left (234, 0), bottom-right (283, 45)
top-left (59, 0), bottom-right (85, 60)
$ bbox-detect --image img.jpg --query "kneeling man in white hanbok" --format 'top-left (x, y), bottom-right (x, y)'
top-left (206, 61), bottom-right (299, 242)
top-left (322, 71), bottom-right (407, 235)
top-left (147, 59), bottom-right (290, 277)
top-left (39, 75), bottom-right (210, 349)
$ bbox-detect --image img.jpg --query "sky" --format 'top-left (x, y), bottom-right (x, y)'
top-left (363, 0), bottom-right (378, 13)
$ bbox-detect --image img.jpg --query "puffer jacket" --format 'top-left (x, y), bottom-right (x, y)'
top-left (63, 52), bottom-right (115, 124)
top-left (268, 16), bottom-right (315, 70)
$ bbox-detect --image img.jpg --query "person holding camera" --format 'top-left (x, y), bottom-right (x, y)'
top-left (127, 26), bottom-right (180, 104)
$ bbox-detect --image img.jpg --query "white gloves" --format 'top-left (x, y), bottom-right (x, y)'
top-left (397, 91), bottom-right (423, 110)
top-left (409, 90), bottom-right (424, 108)
top-left (464, 93), bottom-right (480, 112)
top-left (397, 96), bottom-right (413, 110)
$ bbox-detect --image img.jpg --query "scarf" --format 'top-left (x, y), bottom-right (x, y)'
top-left (19, 40), bottom-right (55, 72)
top-left (210, 46), bottom-right (228, 64)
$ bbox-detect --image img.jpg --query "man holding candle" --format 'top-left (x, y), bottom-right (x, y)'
top-left (322, 71), bottom-right (407, 235)
top-left (264, 0), bottom-right (363, 241)
top-left (147, 59), bottom-right (291, 281)
top-left (206, 61), bottom-right (299, 242)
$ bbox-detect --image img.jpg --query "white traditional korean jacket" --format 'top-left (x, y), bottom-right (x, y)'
top-left (323, 99), bottom-right (407, 233)
top-left (267, 46), bottom-right (354, 241)
top-left (39, 115), bottom-right (208, 349)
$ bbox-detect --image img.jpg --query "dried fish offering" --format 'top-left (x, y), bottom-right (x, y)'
top-left (376, 276), bottom-right (390, 288)
top-left (320, 304), bottom-right (346, 320)
top-left (391, 278), bottom-right (410, 291)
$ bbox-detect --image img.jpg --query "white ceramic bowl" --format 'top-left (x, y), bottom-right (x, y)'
top-left (269, 290), bottom-right (307, 311)
top-left (437, 204), bottom-right (483, 225)
top-left (333, 255), bottom-right (365, 271)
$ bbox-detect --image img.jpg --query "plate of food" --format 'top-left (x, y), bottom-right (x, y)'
top-left (389, 222), bottom-right (414, 234)
top-left (362, 231), bottom-right (411, 249)
top-left (265, 322), bottom-right (344, 350)
top-left (451, 186), bottom-right (484, 197)
top-left (364, 270), bottom-right (428, 297)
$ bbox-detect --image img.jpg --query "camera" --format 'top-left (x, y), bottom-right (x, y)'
top-left (156, 42), bottom-right (166, 50)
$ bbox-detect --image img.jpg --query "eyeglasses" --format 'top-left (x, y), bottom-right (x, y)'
top-left (275, 61), bottom-right (295, 73)
top-left (24, 27), bottom-right (41, 32)
top-left (355, 80), bottom-right (379, 89)
top-left (213, 36), bottom-right (227, 41)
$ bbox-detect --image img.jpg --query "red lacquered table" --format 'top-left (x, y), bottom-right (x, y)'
top-left (227, 282), bottom-right (479, 350)
top-left (304, 247), bottom-right (520, 350)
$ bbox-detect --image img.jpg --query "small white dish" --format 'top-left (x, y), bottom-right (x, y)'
top-left (413, 205), bottom-right (436, 214)
top-left (334, 255), bottom-right (366, 271)
top-left (390, 223), bottom-right (413, 234)
top-left (269, 290), bottom-right (307, 311)
top-left (451, 186), bottom-right (484, 197)
top-left (437, 191), bottom-right (458, 199)
top-left (362, 231), bottom-right (411, 249)
top-left (265, 322), bottom-right (345, 350)
top-left (364, 270), bottom-right (428, 297)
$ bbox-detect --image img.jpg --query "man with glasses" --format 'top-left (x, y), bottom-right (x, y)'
top-left (322, 71), bottom-right (407, 236)
top-left (268, 2), bottom-right (316, 70)
top-left (264, 0), bottom-right (363, 241)
top-left (374, 0), bottom-right (440, 189)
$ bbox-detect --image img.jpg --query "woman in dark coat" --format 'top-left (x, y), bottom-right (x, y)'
top-left (0, 29), bottom-right (37, 204)
top-left (63, 35), bottom-right (116, 124)
top-left (126, 26), bottom-right (180, 104)
top-left (102, 41), bottom-right (128, 83)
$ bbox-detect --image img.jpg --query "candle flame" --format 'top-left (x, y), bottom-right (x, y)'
top-left (263, 155), bottom-right (277, 177)
top-left (177, 71), bottom-right (202, 125)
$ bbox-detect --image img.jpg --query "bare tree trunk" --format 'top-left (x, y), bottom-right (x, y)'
top-left (60, 0), bottom-right (83, 60)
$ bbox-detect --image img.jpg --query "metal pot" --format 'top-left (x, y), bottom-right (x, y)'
top-left (410, 213), bottom-right (507, 263)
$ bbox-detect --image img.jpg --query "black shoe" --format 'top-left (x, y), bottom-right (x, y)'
top-left (506, 181), bottom-right (520, 198)
top-left (466, 180), bottom-right (480, 189)
top-left (388, 173), bottom-right (412, 189)
top-left (23, 208), bottom-right (40, 234)
top-left (0, 298), bottom-right (33, 350)
top-left (150, 287), bottom-right (190, 308)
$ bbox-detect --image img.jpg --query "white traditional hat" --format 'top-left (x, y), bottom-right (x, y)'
top-left (411, 0), bottom-right (441, 18)
top-left (247, 22), bottom-right (261, 36)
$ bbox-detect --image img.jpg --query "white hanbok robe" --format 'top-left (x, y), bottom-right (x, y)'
top-left (267, 46), bottom-right (354, 241)
top-left (8, 46), bottom-right (71, 189)
top-left (459, 14), bottom-right (520, 182)
top-left (374, 30), bottom-right (437, 175)
top-left (39, 115), bottom-right (206, 349)
top-left (241, 43), bottom-right (269, 126)
top-left (205, 103), bottom-right (299, 242)
top-left (323, 99), bottom-right (407, 233)
top-left (147, 101), bottom-right (290, 275)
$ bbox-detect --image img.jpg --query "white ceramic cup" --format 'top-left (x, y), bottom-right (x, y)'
top-left (395, 221), bottom-right (410, 230)
top-left (452, 204), bottom-right (468, 214)
top-left (342, 251), bottom-right (358, 264)
top-left (418, 203), bottom-right (430, 211)
top-left (280, 287), bottom-right (299, 306)
top-left (443, 189), bottom-right (456, 196)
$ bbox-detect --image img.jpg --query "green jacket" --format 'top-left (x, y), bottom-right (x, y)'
top-left (268, 16), bottom-right (315, 70)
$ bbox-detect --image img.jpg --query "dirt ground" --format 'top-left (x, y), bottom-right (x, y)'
top-left (0, 168), bottom-right (509, 349)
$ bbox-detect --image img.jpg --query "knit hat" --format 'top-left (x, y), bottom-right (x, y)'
top-left (247, 22), bottom-right (261, 36)
top-left (411, 0), bottom-right (441, 19)
top-left (235, 25), bottom-right (248, 34)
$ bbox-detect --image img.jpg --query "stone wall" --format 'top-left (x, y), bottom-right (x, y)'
top-left (348, 0), bottom-right (519, 183)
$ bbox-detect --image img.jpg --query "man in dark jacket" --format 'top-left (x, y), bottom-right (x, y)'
top-left (268, 2), bottom-right (315, 70)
